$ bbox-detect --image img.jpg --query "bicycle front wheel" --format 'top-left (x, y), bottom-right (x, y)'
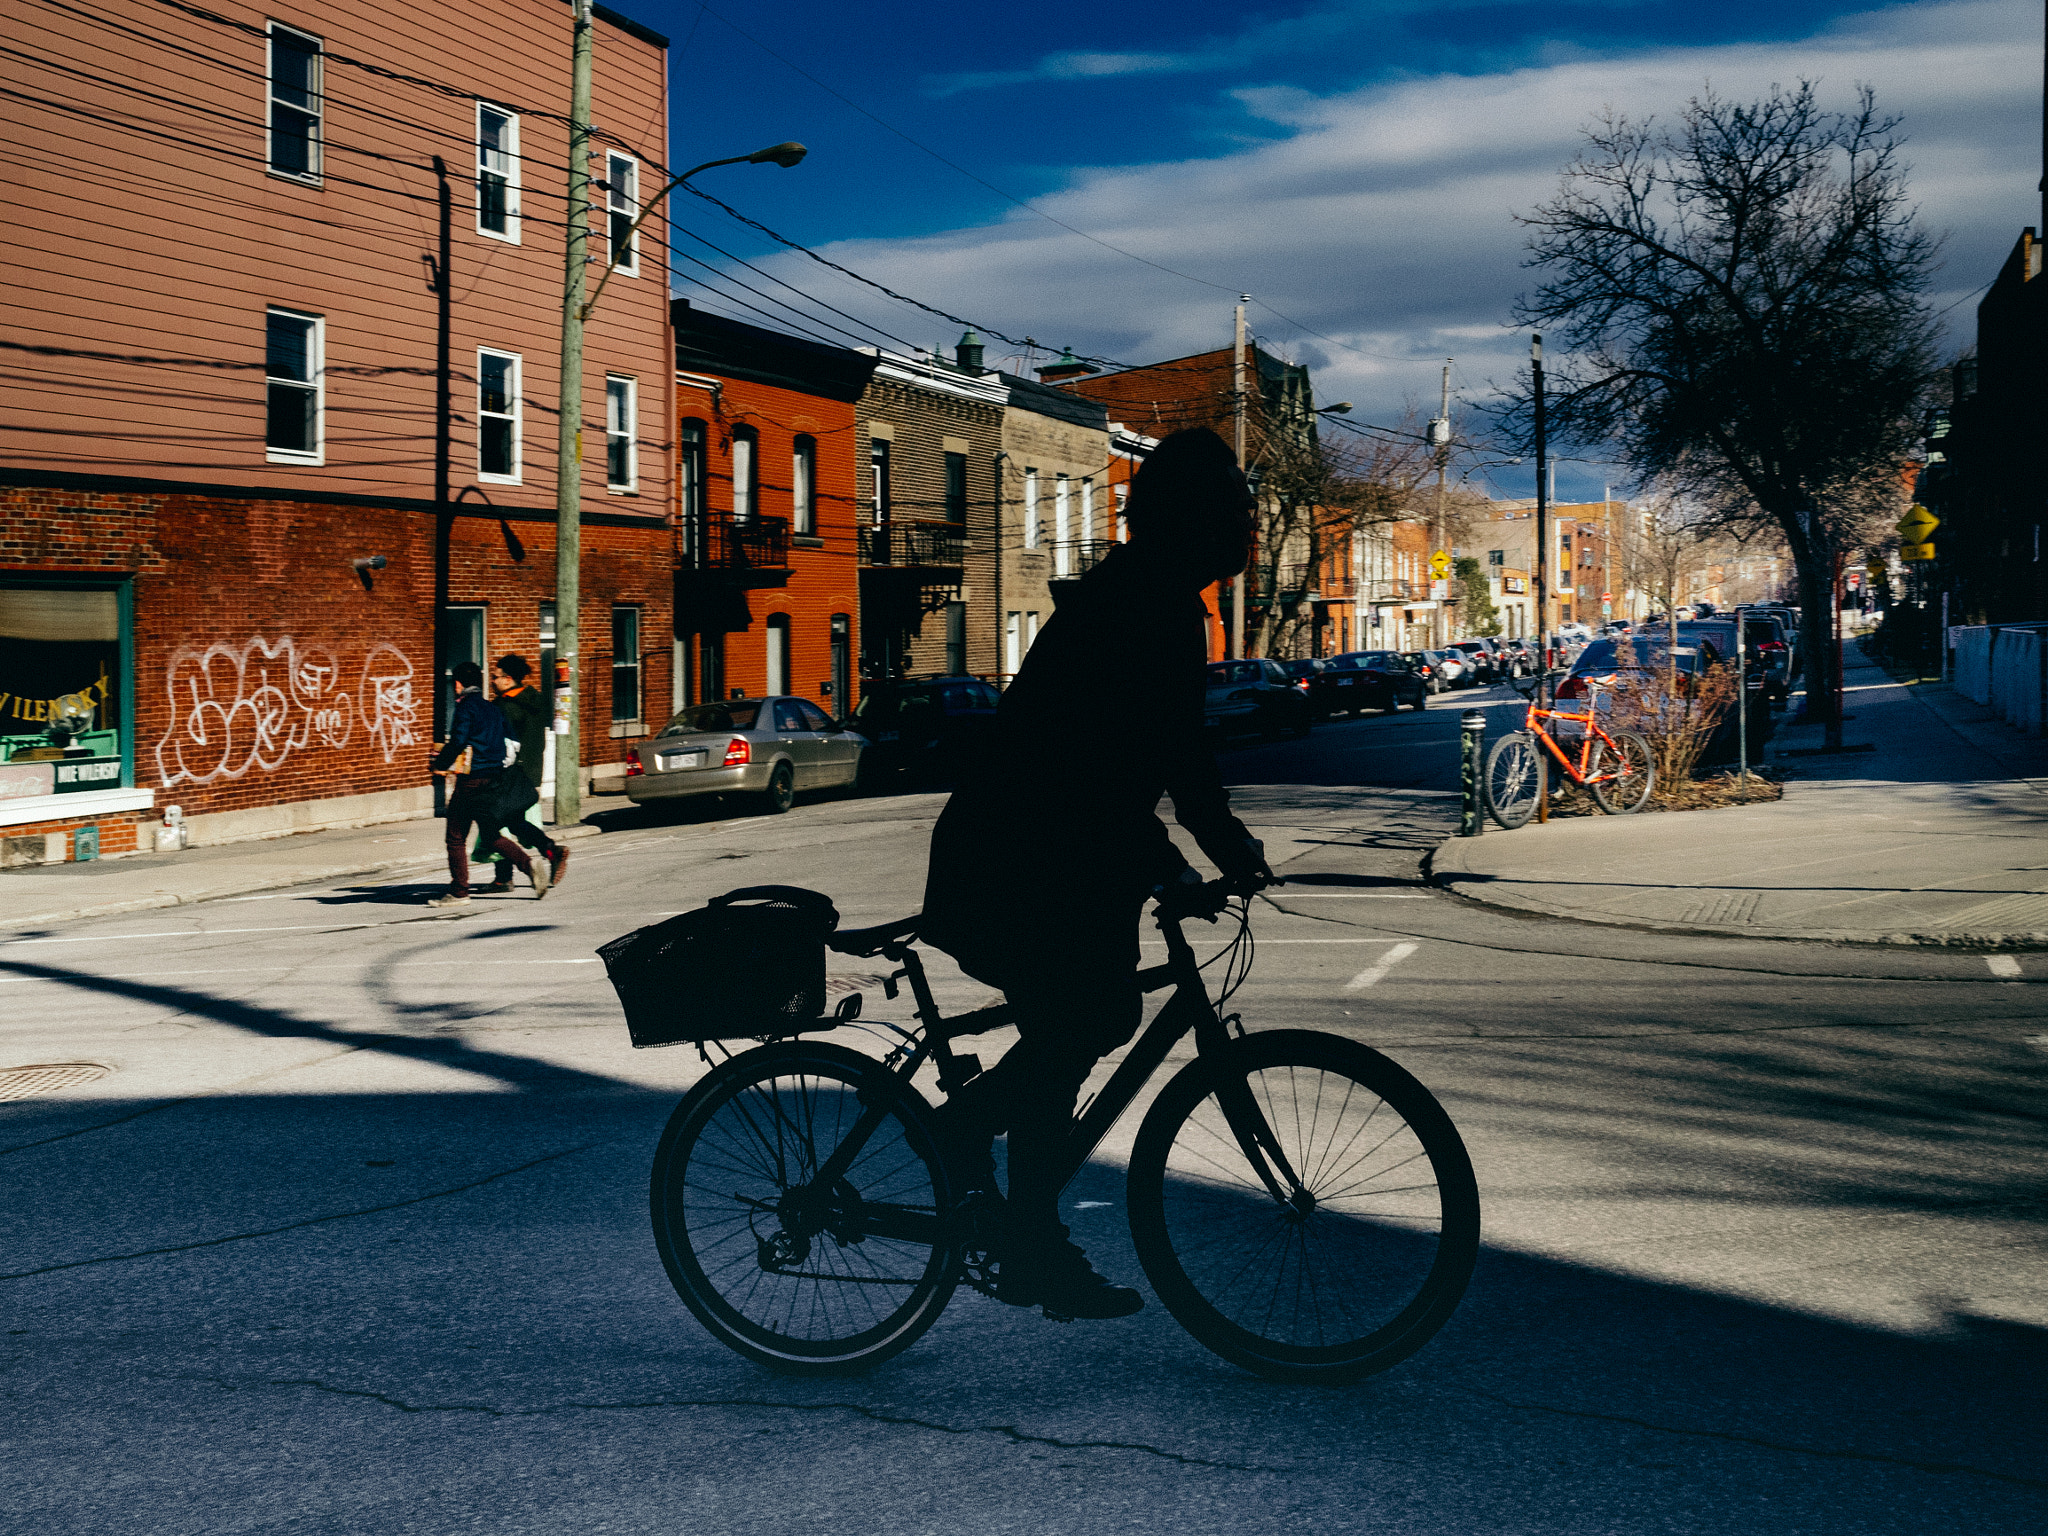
top-left (650, 1042), bottom-right (958, 1374)
top-left (1587, 729), bottom-right (1655, 814)
top-left (1484, 731), bottom-right (1544, 829)
top-left (1127, 1031), bottom-right (1480, 1384)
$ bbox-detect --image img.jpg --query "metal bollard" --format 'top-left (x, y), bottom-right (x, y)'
top-left (1458, 709), bottom-right (1486, 837)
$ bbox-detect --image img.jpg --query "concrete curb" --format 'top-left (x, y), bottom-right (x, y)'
top-left (1, 823), bottom-right (604, 932)
top-left (1426, 836), bottom-right (2048, 951)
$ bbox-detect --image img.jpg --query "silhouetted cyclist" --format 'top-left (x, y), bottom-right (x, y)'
top-left (921, 428), bottom-right (1272, 1319)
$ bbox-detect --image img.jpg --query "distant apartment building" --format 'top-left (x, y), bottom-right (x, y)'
top-left (994, 354), bottom-right (1112, 679)
top-left (1, 0), bottom-right (675, 856)
top-left (1475, 500), bottom-right (1623, 634)
top-left (671, 300), bottom-right (872, 718)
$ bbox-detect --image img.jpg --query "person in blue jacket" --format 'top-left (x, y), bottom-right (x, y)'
top-left (428, 660), bottom-right (543, 906)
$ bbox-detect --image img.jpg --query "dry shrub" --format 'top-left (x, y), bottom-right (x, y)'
top-left (1592, 642), bottom-right (1738, 801)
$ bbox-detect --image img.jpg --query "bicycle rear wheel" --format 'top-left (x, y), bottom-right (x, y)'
top-left (1587, 729), bottom-right (1655, 814)
top-left (1127, 1031), bottom-right (1479, 1384)
top-left (1484, 731), bottom-right (1544, 829)
top-left (650, 1041), bottom-right (958, 1373)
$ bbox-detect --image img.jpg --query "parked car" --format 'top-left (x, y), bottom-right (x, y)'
top-left (847, 674), bottom-right (1001, 783)
top-left (1445, 639), bottom-right (1503, 684)
top-left (1206, 658), bottom-right (1314, 738)
top-left (1281, 657), bottom-right (1332, 715)
top-left (1406, 650), bottom-right (1453, 695)
top-left (1315, 650), bottom-right (1428, 714)
top-left (1421, 647), bottom-right (1475, 689)
top-left (626, 695), bottom-right (865, 815)
top-left (1501, 638), bottom-right (1541, 675)
top-left (1555, 638), bottom-right (1773, 765)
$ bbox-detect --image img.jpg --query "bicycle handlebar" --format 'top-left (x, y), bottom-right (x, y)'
top-left (1154, 873), bottom-right (1278, 923)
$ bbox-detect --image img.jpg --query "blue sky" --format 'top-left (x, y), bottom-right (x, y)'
top-left (619, 0), bottom-right (2041, 501)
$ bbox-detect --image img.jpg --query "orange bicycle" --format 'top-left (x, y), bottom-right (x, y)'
top-left (1484, 675), bottom-right (1654, 828)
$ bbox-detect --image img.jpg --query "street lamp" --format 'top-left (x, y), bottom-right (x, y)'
top-left (1314, 401), bottom-right (1352, 416)
top-left (551, 7), bottom-right (804, 830)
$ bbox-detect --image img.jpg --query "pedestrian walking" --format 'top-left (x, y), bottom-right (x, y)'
top-left (428, 660), bottom-right (543, 907)
top-left (482, 654), bottom-right (569, 895)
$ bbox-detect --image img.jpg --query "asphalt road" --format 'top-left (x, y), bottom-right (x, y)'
top-left (4, 684), bottom-right (2043, 1534)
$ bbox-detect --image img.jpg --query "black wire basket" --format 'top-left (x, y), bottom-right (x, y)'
top-left (599, 885), bottom-right (840, 1047)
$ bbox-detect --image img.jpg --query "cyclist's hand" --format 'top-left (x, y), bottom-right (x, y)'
top-left (1153, 870), bottom-right (1230, 922)
top-left (1218, 837), bottom-right (1277, 897)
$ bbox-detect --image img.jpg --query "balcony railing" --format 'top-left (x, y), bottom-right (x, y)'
top-left (1050, 539), bottom-right (1118, 579)
top-left (858, 520), bottom-right (966, 568)
top-left (702, 513), bottom-right (790, 573)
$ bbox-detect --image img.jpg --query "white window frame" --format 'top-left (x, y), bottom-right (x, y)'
top-left (1025, 611), bottom-right (1040, 653)
top-left (606, 152), bottom-right (640, 275)
top-left (1053, 474), bottom-right (1071, 575)
top-left (731, 428), bottom-right (755, 522)
top-left (264, 307), bottom-right (322, 465)
top-left (1005, 611), bottom-right (1021, 674)
top-left (604, 374), bottom-right (636, 492)
top-left (1115, 484), bottom-right (1128, 541)
top-left (475, 103), bottom-right (520, 242)
top-left (1081, 476), bottom-right (1095, 543)
top-left (792, 436), bottom-right (816, 534)
top-left (1022, 468), bottom-right (1039, 549)
top-left (265, 24), bottom-right (322, 183)
top-left (476, 348), bottom-right (521, 484)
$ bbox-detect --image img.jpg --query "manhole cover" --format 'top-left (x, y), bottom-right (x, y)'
top-left (0, 1063), bottom-right (112, 1102)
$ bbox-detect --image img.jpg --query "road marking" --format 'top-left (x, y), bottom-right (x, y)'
top-left (530, 957), bottom-right (601, 965)
top-left (1985, 956), bottom-right (2022, 978)
top-left (2, 922), bottom-right (386, 947)
top-left (1344, 942), bottom-right (1420, 990)
top-left (1275, 893), bottom-right (1432, 899)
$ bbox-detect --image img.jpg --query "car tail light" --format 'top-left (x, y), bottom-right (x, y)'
top-left (1758, 640), bottom-right (1787, 655)
top-left (625, 753), bottom-right (644, 777)
top-left (722, 737), bottom-right (751, 766)
top-left (1556, 676), bottom-right (1588, 699)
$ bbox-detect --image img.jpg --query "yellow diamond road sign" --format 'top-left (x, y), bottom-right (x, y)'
top-left (1429, 550), bottom-right (1452, 578)
top-left (1896, 505), bottom-right (1939, 544)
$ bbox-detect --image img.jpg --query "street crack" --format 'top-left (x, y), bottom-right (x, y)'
top-left (1459, 1386), bottom-right (2047, 1488)
top-left (1, 1143), bottom-right (600, 1281)
top-left (177, 1376), bottom-right (1278, 1470)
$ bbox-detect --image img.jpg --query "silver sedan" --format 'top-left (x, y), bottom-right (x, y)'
top-left (625, 696), bottom-right (867, 815)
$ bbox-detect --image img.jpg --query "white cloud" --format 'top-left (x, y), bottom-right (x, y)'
top-left (753, 0), bottom-right (2038, 467)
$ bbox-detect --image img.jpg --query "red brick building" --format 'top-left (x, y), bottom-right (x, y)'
top-left (671, 300), bottom-right (873, 717)
top-left (1, 1), bottom-right (675, 858)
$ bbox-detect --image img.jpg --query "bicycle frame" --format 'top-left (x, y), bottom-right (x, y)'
top-left (785, 904), bottom-right (1306, 1234)
top-left (1517, 684), bottom-right (1628, 787)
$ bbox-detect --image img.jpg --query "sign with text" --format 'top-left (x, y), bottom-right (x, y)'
top-left (53, 757), bottom-right (120, 793)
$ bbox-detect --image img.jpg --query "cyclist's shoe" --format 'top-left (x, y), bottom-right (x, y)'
top-left (997, 1237), bottom-right (1144, 1320)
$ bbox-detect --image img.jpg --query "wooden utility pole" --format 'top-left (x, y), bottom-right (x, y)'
top-left (1231, 296), bottom-right (1248, 660)
top-left (1431, 360), bottom-right (1450, 647)
top-left (551, 0), bottom-right (593, 827)
top-left (1532, 336), bottom-right (1549, 671)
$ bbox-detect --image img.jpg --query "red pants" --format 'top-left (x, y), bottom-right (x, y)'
top-left (444, 776), bottom-right (533, 896)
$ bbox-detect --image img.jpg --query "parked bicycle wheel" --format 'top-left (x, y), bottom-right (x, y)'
top-left (650, 1041), bottom-right (958, 1373)
top-left (1587, 729), bottom-right (1655, 814)
top-left (1483, 731), bottom-right (1545, 829)
top-left (1127, 1031), bottom-right (1480, 1384)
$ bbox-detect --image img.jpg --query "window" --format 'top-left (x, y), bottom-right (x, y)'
top-left (731, 427), bottom-right (756, 521)
top-left (774, 699), bottom-right (805, 732)
top-left (611, 607), bottom-right (641, 723)
top-left (606, 153), bottom-right (639, 273)
top-left (765, 613), bottom-right (790, 695)
top-left (604, 375), bottom-right (635, 490)
top-left (1025, 611), bottom-right (1039, 653)
top-left (680, 419), bottom-right (707, 559)
top-left (944, 451), bottom-right (967, 522)
top-left (869, 437), bottom-right (890, 524)
top-left (1023, 468), bottom-right (1039, 549)
top-left (1053, 475), bottom-right (1071, 575)
top-left (0, 584), bottom-right (130, 797)
top-left (797, 700), bottom-right (835, 732)
top-left (1114, 484), bottom-right (1128, 541)
top-left (828, 613), bottom-right (851, 713)
top-left (944, 602), bottom-right (965, 674)
top-left (1488, 549), bottom-right (1504, 567)
top-left (264, 308), bottom-right (320, 462)
top-left (266, 25), bottom-right (321, 180)
top-left (1005, 611), bottom-right (1021, 674)
top-left (792, 436), bottom-right (816, 535)
top-left (477, 350), bottom-right (520, 481)
top-left (1080, 477), bottom-right (1095, 542)
top-left (476, 105), bottom-right (519, 239)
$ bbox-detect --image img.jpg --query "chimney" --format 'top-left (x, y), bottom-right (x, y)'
top-left (954, 329), bottom-right (985, 372)
top-left (1035, 346), bottom-right (1092, 382)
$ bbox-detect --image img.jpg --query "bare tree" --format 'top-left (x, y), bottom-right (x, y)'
top-left (1504, 83), bottom-right (1939, 747)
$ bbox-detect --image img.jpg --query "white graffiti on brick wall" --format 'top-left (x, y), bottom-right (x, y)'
top-left (155, 637), bottom-right (420, 786)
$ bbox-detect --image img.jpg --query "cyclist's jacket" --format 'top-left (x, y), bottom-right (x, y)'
top-left (921, 540), bottom-right (1251, 964)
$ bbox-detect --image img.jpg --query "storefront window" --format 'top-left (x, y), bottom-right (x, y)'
top-left (1, 583), bottom-right (130, 799)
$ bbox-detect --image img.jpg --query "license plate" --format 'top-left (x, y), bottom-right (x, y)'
top-left (656, 751), bottom-right (704, 771)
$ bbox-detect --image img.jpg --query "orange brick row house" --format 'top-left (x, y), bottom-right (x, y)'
top-left (1, 0), bottom-right (674, 859)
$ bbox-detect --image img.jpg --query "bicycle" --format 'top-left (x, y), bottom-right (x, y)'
top-left (1484, 675), bottom-right (1655, 828)
top-left (646, 882), bottom-right (1480, 1383)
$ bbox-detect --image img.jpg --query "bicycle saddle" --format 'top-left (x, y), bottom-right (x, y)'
top-left (826, 914), bottom-right (921, 957)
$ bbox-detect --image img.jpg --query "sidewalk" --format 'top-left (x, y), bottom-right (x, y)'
top-left (0, 813), bottom-right (604, 931)
top-left (1431, 648), bottom-right (2048, 948)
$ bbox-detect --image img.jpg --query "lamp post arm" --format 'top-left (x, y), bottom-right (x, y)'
top-left (579, 155), bottom-right (756, 321)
